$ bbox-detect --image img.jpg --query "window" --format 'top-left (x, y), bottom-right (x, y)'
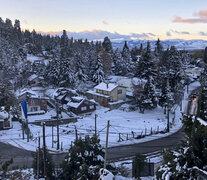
top-left (118, 89), bottom-right (122, 94)
top-left (81, 106), bottom-right (87, 111)
top-left (89, 105), bottom-right (94, 109)
top-left (31, 106), bottom-right (38, 112)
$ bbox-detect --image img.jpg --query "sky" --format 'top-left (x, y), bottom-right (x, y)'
top-left (0, 0), bottom-right (207, 40)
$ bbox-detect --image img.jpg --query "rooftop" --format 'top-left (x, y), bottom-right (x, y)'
top-left (94, 82), bottom-right (118, 92)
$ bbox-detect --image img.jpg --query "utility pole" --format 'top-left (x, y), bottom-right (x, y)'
top-left (52, 126), bottom-right (54, 148)
top-left (75, 126), bottom-right (78, 141)
top-left (37, 136), bottom-right (40, 180)
top-left (22, 123), bottom-right (25, 140)
top-left (95, 114), bottom-right (97, 136)
top-left (42, 122), bottom-right (47, 179)
top-left (167, 106), bottom-right (170, 132)
top-left (56, 103), bottom-right (60, 150)
top-left (26, 118), bottom-right (29, 142)
top-left (104, 120), bottom-right (110, 170)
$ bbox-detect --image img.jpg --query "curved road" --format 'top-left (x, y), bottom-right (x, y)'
top-left (0, 96), bottom-right (196, 168)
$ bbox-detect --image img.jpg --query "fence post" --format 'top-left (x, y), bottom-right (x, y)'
top-left (151, 127), bottom-right (153, 135)
top-left (132, 131), bottom-right (134, 138)
top-left (61, 142), bottom-right (63, 151)
top-left (145, 128), bottom-right (147, 135)
top-left (127, 133), bottom-right (128, 140)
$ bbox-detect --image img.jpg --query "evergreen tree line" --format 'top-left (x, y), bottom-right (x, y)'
top-left (0, 18), bottom-right (191, 111)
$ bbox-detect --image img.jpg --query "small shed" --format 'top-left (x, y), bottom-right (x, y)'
top-left (68, 96), bottom-right (96, 115)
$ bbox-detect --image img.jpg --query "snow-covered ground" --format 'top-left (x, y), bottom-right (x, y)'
top-left (0, 82), bottom-right (200, 152)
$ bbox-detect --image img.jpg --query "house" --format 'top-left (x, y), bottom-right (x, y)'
top-left (0, 109), bottom-right (12, 130)
top-left (18, 89), bottom-right (48, 115)
top-left (86, 82), bottom-right (127, 108)
top-left (108, 76), bottom-right (147, 97)
top-left (54, 88), bottom-right (78, 105)
top-left (68, 96), bottom-right (96, 115)
top-left (27, 74), bottom-right (44, 86)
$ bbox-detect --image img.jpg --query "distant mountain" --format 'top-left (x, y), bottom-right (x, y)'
top-left (112, 39), bottom-right (207, 50)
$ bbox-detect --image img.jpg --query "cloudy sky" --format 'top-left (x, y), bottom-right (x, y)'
top-left (1, 0), bottom-right (207, 40)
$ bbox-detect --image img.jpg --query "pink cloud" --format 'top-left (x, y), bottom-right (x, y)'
top-left (102, 20), bottom-right (108, 25)
top-left (173, 10), bottom-right (207, 24)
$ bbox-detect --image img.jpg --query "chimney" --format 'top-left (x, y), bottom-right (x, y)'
top-left (106, 83), bottom-right (108, 89)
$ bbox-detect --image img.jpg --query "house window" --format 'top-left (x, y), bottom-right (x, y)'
top-left (31, 106), bottom-right (38, 112)
top-left (118, 89), bottom-right (122, 94)
top-left (89, 105), bottom-right (94, 109)
top-left (81, 106), bottom-right (87, 111)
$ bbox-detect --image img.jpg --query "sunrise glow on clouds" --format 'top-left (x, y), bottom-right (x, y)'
top-left (0, 0), bottom-right (207, 40)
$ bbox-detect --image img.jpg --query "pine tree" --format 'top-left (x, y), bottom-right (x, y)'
top-left (93, 54), bottom-right (105, 84)
top-left (60, 30), bottom-right (69, 58)
top-left (203, 47), bottom-right (207, 65)
top-left (100, 47), bottom-right (112, 76)
top-left (139, 43), bottom-right (143, 55)
top-left (133, 79), bottom-right (146, 113)
top-left (141, 77), bottom-right (157, 112)
top-left (154, 38), bottom-right (163, 56)
top-left (122, 41), bottom-right (135, 75)
top-left (60, 135), bottom-right (105, 180)
top-left (159, 78), bottom-right (173, 114)
top-left (102, 36), bottom-right (113, 55)
top-left (136, 41), bottom-right (157, 79)
top-left (113, 48), bottom-right (126, 75)
top-left (131, 46), bottom-right (139, 61)
top-left (198, 68), bottom-right (207, 120)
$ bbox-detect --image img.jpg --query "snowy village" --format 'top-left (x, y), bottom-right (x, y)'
top-left (1, 1), bottom-right (207, 180)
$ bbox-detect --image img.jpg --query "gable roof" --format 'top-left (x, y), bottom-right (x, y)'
top-left (94, 82), bottom-right (118, 92)
top-left (68, 96), bottom-right (96, 108)
top-left (68, 97), bottom-right (85, 108)
top-left (28, 74), bottom-right (38, 81)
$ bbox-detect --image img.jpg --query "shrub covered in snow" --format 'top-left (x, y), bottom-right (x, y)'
top-left (60, 135), bottom-right (114, 179)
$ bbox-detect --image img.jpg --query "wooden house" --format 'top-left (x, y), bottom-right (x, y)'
top-left (68, 96), bottom-right (96, 115)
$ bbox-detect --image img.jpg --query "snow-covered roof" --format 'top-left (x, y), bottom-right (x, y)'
top-left (28, 109), bottom-right (71, 123)
top-left (28, 110), bottom-right (45, 116)
top-left (68, 102), bottom-right (81, 108)
top-left (132, 77), bottom-right (147, 86)
top-left (18, 89), bottom-right (37, 97)
top-left (87, 90), bottom-right (110, 98)
top-left (197, 117), bottom-right (207, 126)
top-left (72, 96), bottom-right (84, 101)
top-left (17, 88), bottom-right (48, 99)
top-left (68, 97), bottom-right (85, 108)
top-left (94, 82), bottom-right (118, 92)
top-left (31, 86), bottom-right (45, 91)
top-left (68, 96), bottom-right (96, 108)
top-left (0, 111), bottom-right (8, 119)
top-left (28, 74), bottom-right (38, 81)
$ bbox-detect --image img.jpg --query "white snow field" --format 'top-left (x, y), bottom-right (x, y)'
top-left (0, 82), bottom-right (200, 152)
